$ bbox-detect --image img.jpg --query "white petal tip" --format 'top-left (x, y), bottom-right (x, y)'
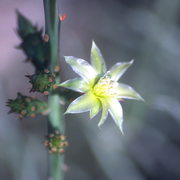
top-left (97, 123), bottom-right (103, 129)
top-left (121, 130), bottom-right (125, 136)
top-left (92, 40), bottom-right (96, 47)
top-left (137, 95), bottom-right (145, 102)
top-left (64, 107), bottom-right (75, 114)
top-left (119, 124), bottom-right (124, 135)
top-left (64, 56), bottom-right (69, 59)
top-left (98, 122), bottom-right (103, 127)
top-left (58, 82), bottom-right (64, 87)
top-left (64, 56), bottom-right (72, 62)
top-left (90, 114), bottom-right (95, 119)
top-left (130, 59), bottom-right (134, 64)
top-left (64, 110), bottom-right (70, 115)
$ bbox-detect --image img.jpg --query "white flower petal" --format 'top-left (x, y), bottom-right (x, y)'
top-left (65, 92), bottom-right (98, 114)
top-left (109, 60), bottom-right (134, 81)
top-left (65, 56), bottom-right (97, 82)
top-left (116, 83), bottom-right (144, 101)
top-left (98, 99), bottom-right (108, 127)
top-left (107, 98), bottom-right (124, 134)
top-left (91, 41), bottom-right (106, 74)
top-left (89, 99), bottom-right (101, 119)
top-left (60, 78), bottom-right (89, 93)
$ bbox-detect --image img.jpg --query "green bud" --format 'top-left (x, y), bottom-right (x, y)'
top-left (43, 131), bottom-right (68, 154)
top-left (6, 93), bottom-right (48, 118)
top-left (26, 72), bottom-right (57, 94)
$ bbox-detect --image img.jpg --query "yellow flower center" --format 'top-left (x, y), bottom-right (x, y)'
top-left (93, 75), bottom-right (118, 97)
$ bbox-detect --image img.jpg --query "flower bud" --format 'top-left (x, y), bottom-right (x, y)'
top-left (6, 93), bottom-right (48, 118)
top-left (26, 72), bottom-right (57, 93)
top-left (43, 131), bottom-right (68, 154)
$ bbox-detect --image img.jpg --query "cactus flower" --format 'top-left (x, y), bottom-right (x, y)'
top-left (60, 41), bottom-right (144, 133)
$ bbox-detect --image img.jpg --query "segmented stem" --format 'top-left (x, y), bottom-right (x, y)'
top-left (43, 0), bottom-right (65, 180)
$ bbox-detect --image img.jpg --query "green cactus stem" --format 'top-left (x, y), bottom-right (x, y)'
top-left (43, 0), bottom-right (65, 180)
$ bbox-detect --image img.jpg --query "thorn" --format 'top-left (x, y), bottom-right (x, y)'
top-left (44, 69), bottom-right (50, 73)
top-left (51, 147), bottom-right (57, 153)
top-left (43, 141), bottom-right (49, 146)
top-left (31, 106), bottom-right (36, 111)
top-left (21, 110), bottom-right (27, 115)
top-left (49, 134), bottom-right (54, 138)
top-left (64, 141), bottom-right (69, 146)
top-left (59, 99), bottom-right (65, 105)
top-left (54, 65), bottom-right (60, 72)
top-left (41, 109), bottom-right (49, 116)
top-left (43, 91), bottom-right (49, 96)
top-left (59, 14), bottom-right (67, 21)
top-left (25, 75), bottom-right (31, 79)
top-left (43, 34), bottom-right (49, 42)
top-left (30, 114), bottom-right (36, 118)
top-left (60, 142), bottom-right (65, 147)
top-left (18, 114), bottom-right (23, 119)
top-left (59, 148), bottom-right (64, 154)
top-left (60, 135), bottom-right (66, 141)
top-left (48, 77), bottom-right (53, 82)
top-left (48, 150), bottom-right (52, 154)
top-left (53, 84), bottom-right (58, 89)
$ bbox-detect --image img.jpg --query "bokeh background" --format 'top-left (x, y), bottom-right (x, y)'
top-left (0, 0), bottom-right (180, 179)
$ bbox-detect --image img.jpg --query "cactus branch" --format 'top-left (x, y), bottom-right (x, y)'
top-left (43, 0), bottom-right (65, 180)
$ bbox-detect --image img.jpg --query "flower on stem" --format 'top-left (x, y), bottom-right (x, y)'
top-left (60, 41), bottom-right (144, 134)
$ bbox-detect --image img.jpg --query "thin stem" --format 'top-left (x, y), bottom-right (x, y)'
top-left (43, 0), bottom-right (65, 180)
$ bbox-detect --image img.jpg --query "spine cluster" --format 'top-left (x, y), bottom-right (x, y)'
top-left (7, 93), bottom-right (48, 119)
top-left (43, 131), bottom-right (68, 154)
top-left (26, 71), bottom-right (58, 95)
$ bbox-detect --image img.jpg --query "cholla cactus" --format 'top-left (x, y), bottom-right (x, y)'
top-left (7, 4), bottom-right (145, 179)
top-left (26, 72), bottom-right (58, 94)
top-left (43, 131), bottom-right (68, 154)
top-left (60, 41), bottom-right (144, 133)
top-left (7, 93), bottom-right (48, 118)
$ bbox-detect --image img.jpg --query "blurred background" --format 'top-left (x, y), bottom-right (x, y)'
top-left (0, 0), bottom-right (180, 179)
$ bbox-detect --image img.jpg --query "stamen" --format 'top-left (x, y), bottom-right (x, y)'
top-left (93, 76), bottom-right (118, 97)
